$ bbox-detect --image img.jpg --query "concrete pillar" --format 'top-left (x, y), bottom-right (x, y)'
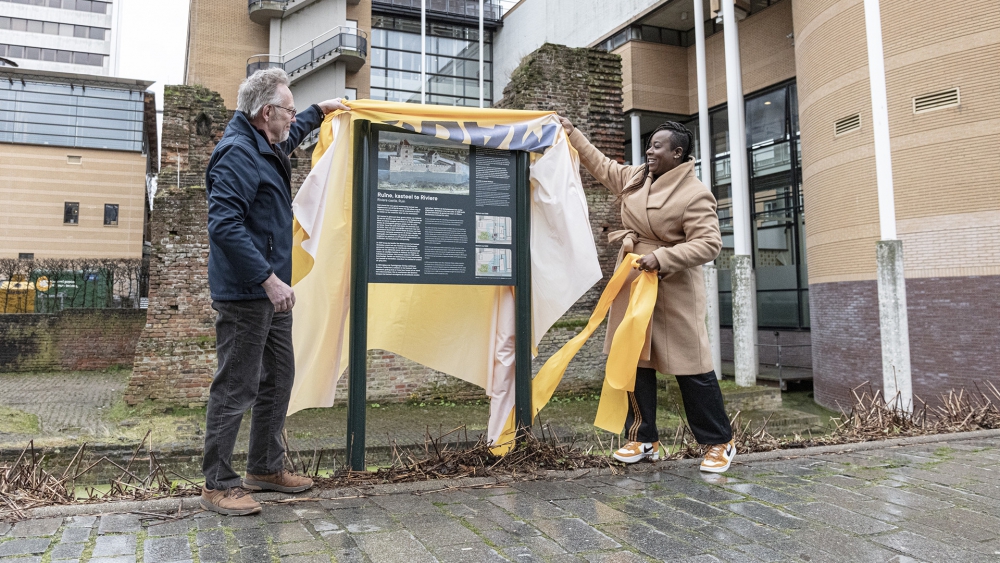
top-left (704, 263), bottom-right (723, 379)
top-left (630, 112), bottom-right (642, 165)
top-left (722, 0), bottom-right (757, 386)
top-left (694, 0), bottom-right (720, 378)
top-left (731, 255), bottom-right (758, 386)
top-left (865, 0), bottom-right (912, 411)
top-left (876, 241), bottom-right (912, 410)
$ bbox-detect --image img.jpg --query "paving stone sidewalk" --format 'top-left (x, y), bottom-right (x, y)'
top-left (0, 372), bottom-right (127, 437)
top-left (4, 434), bottom-right (1000, 562)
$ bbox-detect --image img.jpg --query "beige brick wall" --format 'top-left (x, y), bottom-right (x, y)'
top-left (346, 0), bottom-right (372, 100)
top-left (614, 0), bottom-right (795, 114)
top-left (616, 41), bottom-right (688, 114)
top-left (0, 145), bottom-right (147, 259)
top-left (794, 0), bottom-right (1000, 284)
top-left (692, 0), bottom-right (796, 112)
top-left (185, 0), bottom-right (270, 109)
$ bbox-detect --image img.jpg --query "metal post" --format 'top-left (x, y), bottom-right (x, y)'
top-left (478, 0), bottom-right (484, 108)
top-left (722, 0), bottom-right (758, 387)
top-left (420, 0), bottom-right (427, 104)
top-left (346, 120), bottom-right (372, 470)
top-left (513, 151), bottom-right (532, 433)
top-left (865, 0), bottom-right (911, 411)
top-left (694, 0), bottom-right (721, 379)
top-left (630, 112), bottom-right (642, 165)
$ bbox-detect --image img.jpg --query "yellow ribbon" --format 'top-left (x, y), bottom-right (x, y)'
top-left (491, 253), bottom-right (658, 454)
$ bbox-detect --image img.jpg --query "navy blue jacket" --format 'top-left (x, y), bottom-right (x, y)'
top-left (206, 105), bottom-right (324, 301)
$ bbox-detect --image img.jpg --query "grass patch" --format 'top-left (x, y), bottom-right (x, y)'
top-left (0, 405), bottom-right (40, 434)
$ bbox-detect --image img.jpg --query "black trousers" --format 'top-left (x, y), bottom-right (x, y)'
top-left (624, 368), bottom-right (733, 445)
top-left (203, 299), bottom-right (294, 490)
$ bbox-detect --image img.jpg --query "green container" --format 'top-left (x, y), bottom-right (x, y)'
top-left (31, 270), bottom-right (111, 311)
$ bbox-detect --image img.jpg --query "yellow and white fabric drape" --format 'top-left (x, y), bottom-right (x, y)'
top-left (286, 100), bottom-right (603, 448)
top-left (490, 253), bottom-right (659, 453)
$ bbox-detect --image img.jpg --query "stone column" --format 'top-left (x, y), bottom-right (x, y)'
top-left (732, 255), bottom-right (758, 386)
top-left (704, 263), bottom-right (723, 379)
top-left (876, 240), bottom-right (912, 409)
top-left (722, 0), bottom-right (757, 386)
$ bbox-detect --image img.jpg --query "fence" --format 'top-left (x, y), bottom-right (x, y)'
top-left (0, 258), bottom-right (149, 314)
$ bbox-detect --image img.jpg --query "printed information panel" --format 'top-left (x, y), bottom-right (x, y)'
top-left (368, 129), bottom-right (517, 285)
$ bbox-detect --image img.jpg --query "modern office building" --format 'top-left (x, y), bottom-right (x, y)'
top-left (0, 66), bottom-right (157, 259)
top-left (0, 0), bottom-right (123, 76)
top-left (181, 0), bottom-right (999, 407)
top-left (185, 0), bottom-right (505, 113)
top-left (494, 0), bottom-right (999, 407)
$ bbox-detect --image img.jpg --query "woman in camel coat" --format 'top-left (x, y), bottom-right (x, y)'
top-left (560, 117), bottom-right (735, 473)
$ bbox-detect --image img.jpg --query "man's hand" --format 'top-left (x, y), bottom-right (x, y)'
top-left (262, 273), bottom-right (295, 312)
top-left (636, 254), bottom-right (660, 273)
top-left (317, 98), bottom-right (351, 114)
top-left (558, 116), bottom-right (574, 135)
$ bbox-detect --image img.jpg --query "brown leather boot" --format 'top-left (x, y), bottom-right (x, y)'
top-left (243, 469), bottom-right (314, 493)
top-left (200, 486), bottom-right (261, 516)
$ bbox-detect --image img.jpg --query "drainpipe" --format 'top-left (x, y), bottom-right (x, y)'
top-left (864, 0), bottom-right (912, 411)
top-left (421, 0), bottom-right (427, 104)
top-left (695, 0), bottom-right (722, 380)
top-left (479, 0), bottom-right (484, 108)
top-left (722, 0), bottom-right (758, 387)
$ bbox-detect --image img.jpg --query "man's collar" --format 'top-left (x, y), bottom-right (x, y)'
top-left (235, 111), bottom-right (276, 156)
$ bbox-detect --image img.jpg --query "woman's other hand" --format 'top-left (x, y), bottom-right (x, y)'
top-left (558, 116), bottom-right (575, 135)
top-left (636, 254), bottom-right (660, 273)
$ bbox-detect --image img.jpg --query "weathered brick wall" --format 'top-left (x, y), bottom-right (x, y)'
top-left (496, 43), bottom-right (625, 388)
top-left (126, 184), bottom-right (216, 406)
top-left (0, 309), bottom-right (146, 373)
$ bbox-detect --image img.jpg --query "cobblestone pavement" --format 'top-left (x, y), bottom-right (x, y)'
top-left (0, 372), bottom-right (127, 437)
top-left (4, 434), bottom-right (1000, 562)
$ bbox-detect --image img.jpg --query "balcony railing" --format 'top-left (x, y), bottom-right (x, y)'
top-left (248, 0), bottom-right (359, 24)
top-left (247, 27), bottom-right (368, 80)
top-left (373, 0), bottom-right (503, 23)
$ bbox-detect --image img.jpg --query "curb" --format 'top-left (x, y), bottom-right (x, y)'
top-left (16, 427), bottom-right (1000, 520)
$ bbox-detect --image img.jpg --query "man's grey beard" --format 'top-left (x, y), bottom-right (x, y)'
top-left (279, 129), bottom-right (290, 143)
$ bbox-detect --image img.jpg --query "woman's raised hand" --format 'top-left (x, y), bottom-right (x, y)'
top-left (558, 116), bottom-right (575, 134)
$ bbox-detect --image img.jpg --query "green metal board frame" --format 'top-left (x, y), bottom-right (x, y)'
top-left (346, 120), bottom-right (532, 471)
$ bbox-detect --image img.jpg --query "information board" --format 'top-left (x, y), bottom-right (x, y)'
top-left (367, 127), bottom-right (518, 285)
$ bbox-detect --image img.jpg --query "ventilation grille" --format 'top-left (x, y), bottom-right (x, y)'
top-left (913, 88), bottom-right (960, 113)
top-left (834, 113), bottom-right (861, 136)
top-left (67, 155), bottom-right (82, 165)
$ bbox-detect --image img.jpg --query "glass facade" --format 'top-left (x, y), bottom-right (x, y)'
top-left (0, 16), bottom-right (109, 40)
top-left (0, 79), bottom-right (145, 151)
top-left (370, 14), bottom-right (492, 107)
top-left (0, 44), bottom-right (106, 66)
top-left (0, 0), bottom-right (110, 13)
top-left (692, 81), bottom-right (806, 328)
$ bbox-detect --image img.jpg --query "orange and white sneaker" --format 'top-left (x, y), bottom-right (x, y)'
top-left (613, 441), bottom-right (660, 463)
top-left (700, 440), bottom-right (736, 473)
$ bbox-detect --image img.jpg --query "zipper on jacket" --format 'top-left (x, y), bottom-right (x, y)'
top-left (267, 235), bottom-right (273, 260)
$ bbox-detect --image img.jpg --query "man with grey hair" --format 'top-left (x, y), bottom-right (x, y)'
top-left (201, 68), bottom-right (349, 515)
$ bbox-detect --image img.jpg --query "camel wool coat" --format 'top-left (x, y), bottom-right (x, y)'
top-left (570, 129), bottom-right (722, 376)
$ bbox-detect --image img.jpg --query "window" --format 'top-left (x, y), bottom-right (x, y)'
top-left (370, 15), bottom-right (493, 108)
top-left (63, 202), bottom-right (79, 224)
top-left (710, 81), bottom-right (807, 328)
top-left (18, 253), bottom-right (33, 260)
top-left (0, 43), bottom-right (106, 66)
top-left (103, 204), bottom-right (118, 226)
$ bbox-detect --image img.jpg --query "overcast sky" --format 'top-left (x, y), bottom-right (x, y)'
top-left (116, 0), bottom-right (189, 166)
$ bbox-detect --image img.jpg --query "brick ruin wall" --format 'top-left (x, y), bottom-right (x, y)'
top-left (127, 46), bottom-right (625, 406)
top-left (0, 309), bottom-right (146, 373)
